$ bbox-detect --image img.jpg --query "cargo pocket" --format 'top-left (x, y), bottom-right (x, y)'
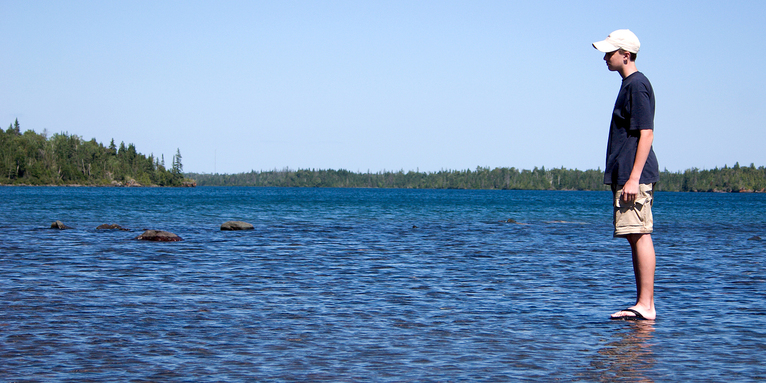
top-left (635, 184), bottom-right (653, 207)
top-left (633, 184), bottom-right (654, 222)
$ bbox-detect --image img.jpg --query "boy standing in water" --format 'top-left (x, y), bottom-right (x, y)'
top-left (593, 29), bottom-right (658, 320)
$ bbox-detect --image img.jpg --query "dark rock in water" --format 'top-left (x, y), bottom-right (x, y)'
top-left (96, 224), bottom-right (130, 231)
top-left (124, 178), bottom-right (142, 187)
top-left (504, 218), bottom-right (517, 223)
top-left (136, 230), bottom-right (182, 242)
top-left (220, 221), bottom-right (254, 231)
top-left (50, 220), bottom-right (74, 229)
top-left (747, 235), bottom-right (762, 241)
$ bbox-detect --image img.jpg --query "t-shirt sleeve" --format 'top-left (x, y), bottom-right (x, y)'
top-left (629, 83), bottom-right (654, 130)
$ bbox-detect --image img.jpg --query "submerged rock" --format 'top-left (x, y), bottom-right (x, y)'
top-left (136, 230), bottom-right (182, 242)
top-left (96, 223), bottom-right (130, 231)
top-left (50, 220), bottom-right (74, 230)
top-left (221, 221), bottom-right (254, 231)
top-left (501, 218), bottom-right (528, 225)
top-left (748, 235), bottom-right (762, 241)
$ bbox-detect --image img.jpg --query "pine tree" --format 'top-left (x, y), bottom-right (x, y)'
top-left (171, 148), bottom-right (183, 174)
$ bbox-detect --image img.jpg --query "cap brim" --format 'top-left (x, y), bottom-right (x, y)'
top-left (592, 40), bottom-right (618, 53)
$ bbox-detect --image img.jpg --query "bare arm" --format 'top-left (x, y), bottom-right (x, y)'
top-left (622, 129), bottom-right (654, 201)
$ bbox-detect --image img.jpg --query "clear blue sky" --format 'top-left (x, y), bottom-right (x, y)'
top-left (2, 0), bottom-right (764, 174)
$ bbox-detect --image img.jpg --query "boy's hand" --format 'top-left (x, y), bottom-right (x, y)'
top-left (621, 179), bottom-right (640, 203)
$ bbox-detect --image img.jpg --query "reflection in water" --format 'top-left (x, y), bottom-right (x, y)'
top-left (588, 321), bottom-right (656, 382)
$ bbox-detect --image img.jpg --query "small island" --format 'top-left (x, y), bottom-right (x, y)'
top-left (0, 119), bottom-right (194, 187)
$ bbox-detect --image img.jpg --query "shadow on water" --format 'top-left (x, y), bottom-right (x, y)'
top-left (586, 321), bottom-right (656, 382)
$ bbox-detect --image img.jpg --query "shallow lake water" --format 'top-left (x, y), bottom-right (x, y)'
top-left (1, 187), bottom-right (764, 381)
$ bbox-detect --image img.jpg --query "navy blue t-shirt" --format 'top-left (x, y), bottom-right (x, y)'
top-left (604, 71), bottom-right (659, 185)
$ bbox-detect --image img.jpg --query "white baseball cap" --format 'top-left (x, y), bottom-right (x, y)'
top-left (592, 29), bottom-right (640, 54)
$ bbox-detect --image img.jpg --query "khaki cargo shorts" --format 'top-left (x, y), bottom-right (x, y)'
top-left (612, 183), bottom-right (654, 237)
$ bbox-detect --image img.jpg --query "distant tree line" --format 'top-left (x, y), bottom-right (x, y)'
top-left (5, 120), bottom-right (763, 191)
top-left (657, 163), bottom-right (766, 192)
top-left (0, 120), bottom-right (189, 186)
top-left (189, 166), bottom-right (607, 190)
top-left (188, 164), bottom-right (766, 192)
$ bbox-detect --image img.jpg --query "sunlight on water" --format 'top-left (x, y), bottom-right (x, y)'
top-left (1, 187), bottom-right (765, 381)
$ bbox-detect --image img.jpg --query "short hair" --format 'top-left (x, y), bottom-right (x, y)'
top-left (618, 48), bottom-right (638, 62)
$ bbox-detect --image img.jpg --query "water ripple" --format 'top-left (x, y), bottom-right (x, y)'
top-left (1, 187), bottom-right (765, 381)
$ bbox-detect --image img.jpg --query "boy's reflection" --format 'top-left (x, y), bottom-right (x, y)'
top-left (588, 321), bottom-right (656, 382)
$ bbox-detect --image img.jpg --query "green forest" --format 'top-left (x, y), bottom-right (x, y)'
top-left (188, 163), bottom-right (766, 192)
top-left (0, 120), bottom-right (191, 186)
top-left (4, 120), bottom-right (765, 192)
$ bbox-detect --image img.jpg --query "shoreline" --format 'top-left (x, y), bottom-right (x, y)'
top-left (1, 183), bottom-right (762, 193)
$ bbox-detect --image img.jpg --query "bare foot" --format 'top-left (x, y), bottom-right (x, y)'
top-left (611, 306), bottom-right (656, 320)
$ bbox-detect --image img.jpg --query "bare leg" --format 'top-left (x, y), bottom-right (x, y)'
top-left (612, 233), bottom-right (657, 320)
